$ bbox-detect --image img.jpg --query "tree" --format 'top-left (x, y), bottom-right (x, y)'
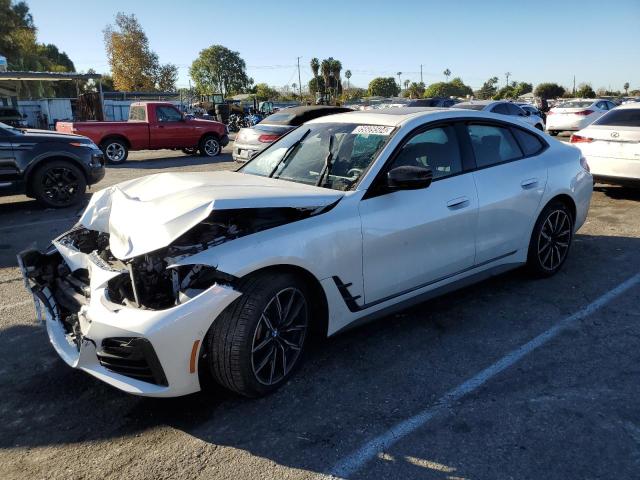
top-left (104, 13), bottom-right (176, 92)
top-left (254, 83), bottom-right (279, 101)
top-left (443, 68), bottom-right (451, 81)
top-left (576, 83), bottom-right (596, 98)
top-left (190, 44), bottom-right (250, 96)
top-left (492, 81), bottom-right (532, 100)
top-left (403, 79), bottom-right (410, 91)
top-left (423, 77), bottom-right (472, 98)
top-left (308, 76), bottom-right (326, 96)
top-left (475, 77), bottom-right (499, 99)
top-left (534, 82), bottom-right (565, 99)
top-left (624, 82), bottom-right (630, 95)
top-left (156, 63), bottom-right (178, 91)
top-left (340, 87), bottom-right (367, 102)
top-left (405, 82), bottom-right (425, 99)
top-left (344, 69), bottom-right (352, 90)
top-left (368, 77), bottom-right (400, 97)
top-left (310, 58), bottom-right (320, 80)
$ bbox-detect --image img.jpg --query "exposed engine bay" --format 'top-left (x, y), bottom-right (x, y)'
top-left (19, 206), bottom-right (327, 344)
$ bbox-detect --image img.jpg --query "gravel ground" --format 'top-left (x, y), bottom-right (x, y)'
top-left (1, 143), bottom-right (639, 480)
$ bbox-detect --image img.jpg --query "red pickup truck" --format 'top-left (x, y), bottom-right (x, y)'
top-left (56, 102), bottom-right (229, 163)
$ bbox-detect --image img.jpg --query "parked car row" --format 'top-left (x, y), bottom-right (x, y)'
top-left (545, 99), bottom-right (618, 136)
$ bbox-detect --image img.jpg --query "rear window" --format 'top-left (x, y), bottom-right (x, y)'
top-left (593, 108), bottom-right (640, 127)
top-left (129, 106), bottom-right (147, 121)
top-left (557, 101), bottom-right (593, 108)
top-left (264, 112), bottom-right (296, 124)
top-left (512, 128), bottom-right (545, 156)
top-left (454, 104), bottom-right (486, 111)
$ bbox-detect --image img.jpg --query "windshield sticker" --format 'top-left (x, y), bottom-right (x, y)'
top-left (352, 125), bottom-right (395, 136)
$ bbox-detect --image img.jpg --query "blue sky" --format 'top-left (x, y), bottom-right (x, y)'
top-left (27, 0), bottom-right (640, 92)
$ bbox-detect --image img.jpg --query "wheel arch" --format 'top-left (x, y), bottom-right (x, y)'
top-left (198, 131), bottom-right (221, 144)
top-left (24, 155), bottom-right (89, 196)
top-left (99, 134), bottom-right (131, 149)
top-left (239, 264), bottom-right (329, 339)
top-left (546, 193), bottom-right (577, 223)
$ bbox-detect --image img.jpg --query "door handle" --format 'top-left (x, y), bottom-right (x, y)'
top-left (446, 196), bottom-right (470, 209)
top-left (520, 178), bottom-right (539, 189)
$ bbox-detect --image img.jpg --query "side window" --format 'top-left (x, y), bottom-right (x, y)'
top-left (389, 125), bottom-right (462, 180)
top-left (512, 128), bottom-right (545, 156)
top-left (491, 104), bottom-right (509, 114)
top-left (607, 101), bottom-right (617, 110)
top-left (506, 104), bottom-right (524, 116)
top-left (595, 101), bottom-right (607, 111)
top-left (156, 106), bottom-right (182, 122)
top-left (467, 124), bottom-right (523, 168)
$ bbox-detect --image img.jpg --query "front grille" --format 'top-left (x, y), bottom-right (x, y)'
top-left (97, 337), bottom-right (168, 386)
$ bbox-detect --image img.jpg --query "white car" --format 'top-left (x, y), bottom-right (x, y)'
top-left (546, 99), bottom-right (617, 135)
top-left (454, 100), bottom-right (545, 131)
top-left (19, 108), bottom-right (592, 398)
top-left (571, 102), bottom-right (640, 186)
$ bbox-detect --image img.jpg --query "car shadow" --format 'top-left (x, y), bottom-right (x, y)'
top-left (1, 234), bottom-right (639, 477)
top-left (595, 185), bottom-right (640, 201)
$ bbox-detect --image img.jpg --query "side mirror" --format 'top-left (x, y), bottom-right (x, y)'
top-left (386, 165), bottom-right (433, 190)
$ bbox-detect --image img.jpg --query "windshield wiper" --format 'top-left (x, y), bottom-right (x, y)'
top-left (269, 128), bottom-right (311, 178)
top-left (315, 134), bottom-right (335, 187)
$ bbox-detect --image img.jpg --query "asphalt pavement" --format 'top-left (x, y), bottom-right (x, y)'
top-left (1, 141), bottom-right (639, 480)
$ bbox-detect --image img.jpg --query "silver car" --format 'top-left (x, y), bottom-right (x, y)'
top-left (232, 105), bottom-right (352, 162)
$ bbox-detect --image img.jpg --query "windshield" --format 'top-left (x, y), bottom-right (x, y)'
top-left (239, 122), bottom-right (394, 191)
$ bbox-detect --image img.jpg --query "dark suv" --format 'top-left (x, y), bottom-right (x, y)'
top-left (0, 122), bottom-right (105, 208)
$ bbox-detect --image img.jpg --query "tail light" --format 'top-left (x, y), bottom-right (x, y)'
top-left (580, 156), bottom-right (590, 173)
top-left (258, 134), bottom-right (281, 143)
top-left (570, 135), bottom-right (594, 143)
top-left (575, 110), bottom-right (593, 116)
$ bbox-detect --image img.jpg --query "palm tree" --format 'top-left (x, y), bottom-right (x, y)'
top-left (291, 82), bottom-right (297, 98)
top-left (331, 59), bottom-right (342, 96)
top-left (443, 68), bottom-right (451, 81)
top-left (310, 58), bottom-right (319, 79)
top-left (624, 82), bottom-right (630, 95)
top-left (345, 69), bottom-right (352, 90)
top-left (403, 79), bottom-right (410, 91)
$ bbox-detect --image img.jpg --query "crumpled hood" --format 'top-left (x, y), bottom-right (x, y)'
top-left (78, 171), bottom-right (343, 260)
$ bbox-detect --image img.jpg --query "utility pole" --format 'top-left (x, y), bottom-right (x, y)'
top-left (573, 75), bottom-right (576, 95)
top-left (420, 64), bottom-right (423, 84)
top-left (297, 57), bottom-right (302, 99)
top-left (505, 72), bottom-right (511, 88)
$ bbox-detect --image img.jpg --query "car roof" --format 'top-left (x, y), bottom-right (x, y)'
top-left (307, 107), bottom-right (489, 127)
top-left (262, 105), bottom-right (352, 125)
top-left (615, 102), bottom-right (640, 109)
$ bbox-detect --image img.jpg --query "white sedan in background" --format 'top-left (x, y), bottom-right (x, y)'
top-left (19, 108), bottom-right (592, 398)
top-left (571, 102), bottom-right (640, 186)
top-left (546, 99), bottom-right (617, 136)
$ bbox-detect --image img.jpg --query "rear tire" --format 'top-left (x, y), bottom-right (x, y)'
top-left (204, 272), bottom-right (311, 397)
top-left (526, 201), bottom-right (574, 277)
top-left (100, 138), bottom-right (128, 164)
top-left (199, 135), bottom-right (221, 157)
top-left (31, 160), bottom-right (86, 208)
top-left (548, 130), bottom-right (558, 136)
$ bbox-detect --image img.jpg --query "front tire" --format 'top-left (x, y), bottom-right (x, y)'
top-left (100, 138), bottom-right (129, 164)
top-left (205, 272), bottom-right (311, 397)
top-left (199, 135), bottom-right (221, 157)
top-left (526, 201), bottom-right (574, 277)
top-left (31, 160), bottom-right (87, 208)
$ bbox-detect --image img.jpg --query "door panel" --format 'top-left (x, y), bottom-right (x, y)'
top-left (473, 157), bottom-right (547, 263)
top-left (0, 135), bottom-right (17, 183)
top-left (359, 174), bottom-right (478, 303)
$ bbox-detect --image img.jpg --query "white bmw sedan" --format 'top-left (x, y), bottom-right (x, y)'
top-left (571, 102), bottom-right (640, 186)
top-left (546, 99), bottom-right (617, 135)
top-left (19, 108), bottom-right (592, 398)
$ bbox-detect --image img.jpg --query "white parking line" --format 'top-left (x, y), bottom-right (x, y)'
top-left (0, 217), bottom-right (77, 232)
top-left (0, 299), bottom-right (32, 312)
top-left (328, 272), bottom-right (640, 479)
